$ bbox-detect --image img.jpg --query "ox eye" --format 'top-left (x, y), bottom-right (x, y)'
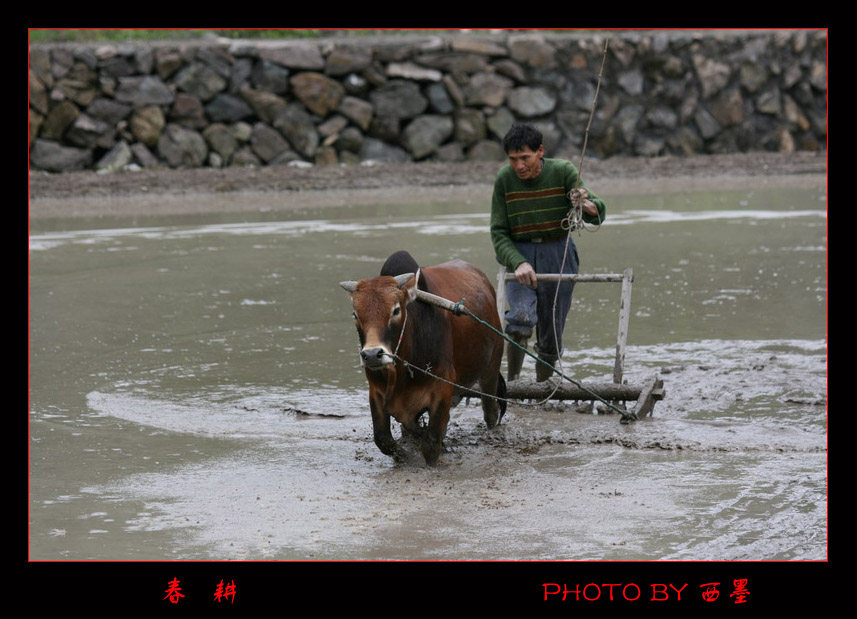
top-left (391, 305), bottom-right (401, 318)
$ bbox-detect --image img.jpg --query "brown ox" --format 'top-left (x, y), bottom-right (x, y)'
top-left (341, 251), bottom-right (506, 465)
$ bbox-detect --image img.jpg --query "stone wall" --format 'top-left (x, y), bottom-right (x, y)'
top-left (28, 30), bottom-right (827, 173)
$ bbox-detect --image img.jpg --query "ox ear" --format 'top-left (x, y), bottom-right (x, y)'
top-left (340, 280), bottom-right (358, 294)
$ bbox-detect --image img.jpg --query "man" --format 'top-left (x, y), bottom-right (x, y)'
top-left (490, 123), bottom-right (606, 382)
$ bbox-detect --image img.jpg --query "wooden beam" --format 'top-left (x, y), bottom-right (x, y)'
top-left (504, 380), bottom-right (644, 401)
top-left (613, 267), bottom-right (633, 384)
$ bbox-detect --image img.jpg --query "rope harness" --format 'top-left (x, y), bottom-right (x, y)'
top-left (541, 38), bottom-right (610, 402)
top-left (389, 297), bottom-right (628, 415)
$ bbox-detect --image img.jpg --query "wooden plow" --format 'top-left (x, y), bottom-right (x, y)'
top-left (494, 267), bottom-right (665, 423)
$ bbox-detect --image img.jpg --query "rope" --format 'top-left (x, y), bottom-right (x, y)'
top-left (441, 300), bottom-right (628, 415)
top-left (562, 37), bottom-right (609, 235)
top-left (548, 37), bottom-right (610, 399)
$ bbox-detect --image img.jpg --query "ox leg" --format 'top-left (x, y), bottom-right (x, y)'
top-left (369, 397), bottom-right (399, 459)
top-left (479, 372), bottom-right (503, 428)
top-left (400, 409), bottom-right (428, 440)
top-left (421, 401), bottom-right (450, 466)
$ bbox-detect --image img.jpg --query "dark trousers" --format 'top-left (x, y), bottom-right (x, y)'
top-left (504, 237), bottom-right (579, 358)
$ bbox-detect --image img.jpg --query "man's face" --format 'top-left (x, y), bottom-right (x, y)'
top-left (507, 145), bottom-right (544, 180)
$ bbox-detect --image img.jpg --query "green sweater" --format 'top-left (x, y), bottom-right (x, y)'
top-left (490, 158), bottom-right (607, 271)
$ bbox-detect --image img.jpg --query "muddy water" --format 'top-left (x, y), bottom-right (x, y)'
top-left (29, 183), bottom-right (827, 561)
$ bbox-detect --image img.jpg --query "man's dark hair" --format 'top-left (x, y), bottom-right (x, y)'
top-left (502, 123), bottom-right (543, 153)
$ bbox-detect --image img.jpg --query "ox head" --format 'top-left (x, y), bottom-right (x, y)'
top-left (340, 272), bottom-right (418, 370)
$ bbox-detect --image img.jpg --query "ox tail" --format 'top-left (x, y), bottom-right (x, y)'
top-left (496, 373), bottom-right (507, 423)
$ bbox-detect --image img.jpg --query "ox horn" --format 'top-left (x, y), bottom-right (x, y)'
top-left (340, 280), bottom-right (358, 293)
top-left (394, 273), bottom-right (414, 288)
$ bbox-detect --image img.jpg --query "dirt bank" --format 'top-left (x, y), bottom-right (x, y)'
top-left (28, 151), bottom-right (826, 219)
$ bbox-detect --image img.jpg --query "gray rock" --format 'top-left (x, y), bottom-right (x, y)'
top-left (259, 42), bottom-right (325, 70)
top-left (29, 108), bottom-right (42, 147)
top-left (203, 123), bottom-right (239, 163)
top-left (317, 115), bottom-right (349, 138)
top-left (486, 107), bottom-right (516, 141)
top-left (115, 75), bottom-right (174, 106)
top-left (618, 69), bottom-right (645, 96)
top-left (756, 89), bottom-right (781, 115)
top-left (425, 82), bottom-right (455, 114)
top-left (55, 62), bottom-right (99, 106)
top-left (205, 93), bottom-right (254, 123)
top-left (463, 72), bottom-right (513, 107)
top-left (196, 47), bottom-right (234, 79)
top-left (99, 53), bottom-right (137, 78)
top-left (290, 72), bottom-right (345, 116)
top-left (402, 114), bottom-right (454, 159)
top-left (453, 108), bottom-right (485, 147)
top-left (249, 122), bottom-right (291, 163)
top-left (450, 38), bottom-right (507, 56)
top-left (708, 88), bottom-right (744, 128)
top-left (239, 87), bottom-right (287, 124)
top-left (29, 70), bottom-right (49, 115)
top-left (154, 48), bottom-right (184, 80)
top-left (370, 80), bottom-right (428, 119)
top-left (40, 100), bottom-right (79, 140)
top-left (740, 62), bottom-right (768, 92)
top-left (494, 58), bottom-right (526, 83)
top-left (433, 141), bottom-right (465, 162)
top-left (29, 138), bottom-right (92, 172)
top-left (386, 62), bottom-right (443, 82)
top-left (646, 106), bottom-right (679, 130)
top-left (508, 35), bottom-right (556, 69)
top-left (229, 57), bottom-right (253, 93)
top-left (336, 126), bottom-right (364, 153)
top-left (692, 54), bottom-right (731, 99)
top-left (130, 142), bottom-right (160, 167)
top-left (324, 45), bottom-right (373, 76)
top-left (251, 59), bottom-right (290, 94)
top-left (96, 140), bottom-right (133, 172)
top-left (507, 86), bottom-right (557, 117)
top-left (337, 96), bottom-right (374, 131)
top-left (273, 103), bottom-right (319, 159)
top-left (634, 134), bottom-right (665, 156)
top-left (169, 93), bottom-right (207, 130)
top-left (693, 107), bottom-right (721, 139)
top-left (230, 145), bottom-right (262, 167)
top-left (368, 116), bottom-right (401, 143)
top-left (86, 98), bottom-right (132, 125)
top-left (359, 137), bottom-right (411, 163)
top-left (230, 121), bottom-right (253, 143)
top-left (415, 52), bottom-right (489, 77)
top-left (466, 139), bottom-right (505, 162)
top-left (130, 106), bottom-right (165, 146)
top-left (157, 124), bottom-right (208, 168)
top-left (174, 62), bottom-right (228, 101)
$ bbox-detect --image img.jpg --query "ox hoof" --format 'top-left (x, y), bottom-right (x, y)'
top-left (420, 442), bottom-right (443, 467)
top-left (484, 409), bottom-right (500, 429)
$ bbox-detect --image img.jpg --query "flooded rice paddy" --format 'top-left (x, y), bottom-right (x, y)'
top-left (29, 182), bottom-right (827, 561)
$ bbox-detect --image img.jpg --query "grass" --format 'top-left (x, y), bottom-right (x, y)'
top-left (27, 29), bottom-right (329, 42)
top-left (27, 28), bottom-right (508, 43)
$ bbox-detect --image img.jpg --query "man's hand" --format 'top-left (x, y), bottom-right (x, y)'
top-left (571, 188), bottom-right (598, 217)
top-left (515, 262), bottom-right (537, 288)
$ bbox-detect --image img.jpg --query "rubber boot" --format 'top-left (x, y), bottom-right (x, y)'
top-left (536, 353), bottom-right (559, 382)
top-left (505, 334), bottom-right (528, 382)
